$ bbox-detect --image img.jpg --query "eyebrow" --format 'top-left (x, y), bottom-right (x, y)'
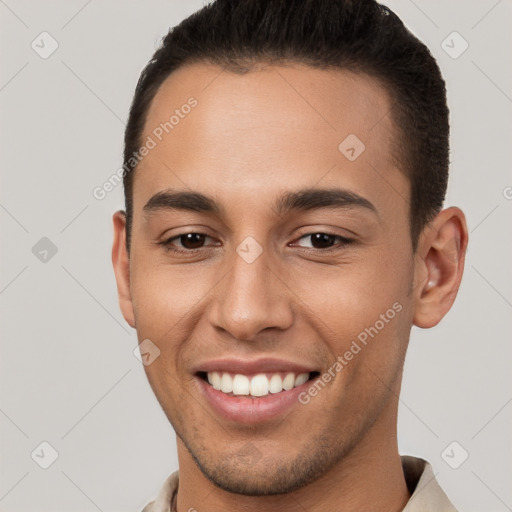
top-left (143, 187), bottom-right (378, 218)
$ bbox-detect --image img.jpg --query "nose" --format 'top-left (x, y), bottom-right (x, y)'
top-left (207, 243), bottom-right (294, 341)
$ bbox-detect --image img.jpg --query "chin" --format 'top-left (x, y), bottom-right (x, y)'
top-left (199, 464), bottom-right (317, 496)
top-left (185, 436), bottom-right (346, 496)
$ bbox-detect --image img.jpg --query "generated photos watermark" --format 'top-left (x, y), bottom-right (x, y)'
top-left (92, 97), bottom-right (198, 200)
top-left (298, 301), bottom-right (403, 404)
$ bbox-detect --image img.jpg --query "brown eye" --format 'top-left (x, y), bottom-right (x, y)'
top-left (158, 232), bottom-right (217, 254)
top-left (294, 232), bottom-right (353, 251)
top-left (307, 233), bottom-right (337, 249)
top-left (177, 233), bottom-right (207, 249)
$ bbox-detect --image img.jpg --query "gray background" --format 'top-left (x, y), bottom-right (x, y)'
top-left (1, 1), bottom-right (511, 510)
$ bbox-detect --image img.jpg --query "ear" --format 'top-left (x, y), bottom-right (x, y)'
top-left (413, 207), bottom-right (469, 328)
top-left (112, 210), bottom-right (136, 328)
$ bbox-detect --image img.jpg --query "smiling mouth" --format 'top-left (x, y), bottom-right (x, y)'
top-left (197, 371), bottom-right (320, 398)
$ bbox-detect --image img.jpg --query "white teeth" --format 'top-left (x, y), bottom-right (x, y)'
top-left (207, 371), bottom-right (222, 390)
top-left (282, 373), bottom-right (295, 391)
top-left (206, 371), bottom-right (310, 397)
top-left (220, 373), bottom-right (233, 393)
top-left (232, 374), bottom-right (250, 395)
top-left (269, 374), bottom-right (283, 393)
top-left (294, 373), bottom-right (308, 386)
top-left (250, 374), bottom-right (269, 397)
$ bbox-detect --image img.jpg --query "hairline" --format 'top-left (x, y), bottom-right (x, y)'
top-left (125, 58), bottom-right (418, 253)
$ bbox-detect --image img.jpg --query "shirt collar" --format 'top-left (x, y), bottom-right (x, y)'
top-left (401, 456), bottom-right (458, 511)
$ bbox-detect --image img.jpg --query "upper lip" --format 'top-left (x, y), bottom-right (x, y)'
top-left (193, 357), bottom-right (317, 375)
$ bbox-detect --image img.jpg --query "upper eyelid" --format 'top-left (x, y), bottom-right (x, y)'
top-left (161, 231), bottom-right (351, 248)
top-left (162, 231), bottom-right (345, 240)
top-left (291, 233), bottom-right (353, 248)
top-left (161, 232), bottom-right (218, 247)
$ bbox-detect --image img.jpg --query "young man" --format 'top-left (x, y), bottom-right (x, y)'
top-left (112, 0), bottom-right (468, 510)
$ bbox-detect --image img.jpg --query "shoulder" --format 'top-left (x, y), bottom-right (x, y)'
top-left (140, 471), bottom-right (179, 512)
top-left (401, 455), bottom-right (458, 512)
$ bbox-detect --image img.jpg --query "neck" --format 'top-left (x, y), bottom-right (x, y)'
top-left (175, 395), bottom-right (409, 512)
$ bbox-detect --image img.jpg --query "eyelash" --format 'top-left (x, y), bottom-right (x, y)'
top-left (157, 231), bottom-right (354, 255)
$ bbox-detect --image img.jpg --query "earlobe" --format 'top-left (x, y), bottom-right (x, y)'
top-left (413, 207), bottom-right (468, 328)
top-left (112, 210), bottom-right (136, 328)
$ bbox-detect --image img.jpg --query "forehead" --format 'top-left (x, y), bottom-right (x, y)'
top-left (134, 61), bottom-right (407, 219)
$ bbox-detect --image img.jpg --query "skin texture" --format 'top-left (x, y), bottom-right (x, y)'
top-left (112, 62), bottom-right (468, 512)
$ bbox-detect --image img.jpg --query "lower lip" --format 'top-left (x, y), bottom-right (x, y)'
top-left (196, 376), bottom-right (315, 424)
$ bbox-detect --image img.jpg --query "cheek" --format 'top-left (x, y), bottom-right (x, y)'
top-left (297, 251), bottom-right (412, 366)
top-left (129, 255), bottom-right (214, 335)
top-left (301, 258), bottom-right (409, 325)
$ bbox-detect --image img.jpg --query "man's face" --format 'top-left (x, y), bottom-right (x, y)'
top-left (121, 62), bottom-right (418, 494)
